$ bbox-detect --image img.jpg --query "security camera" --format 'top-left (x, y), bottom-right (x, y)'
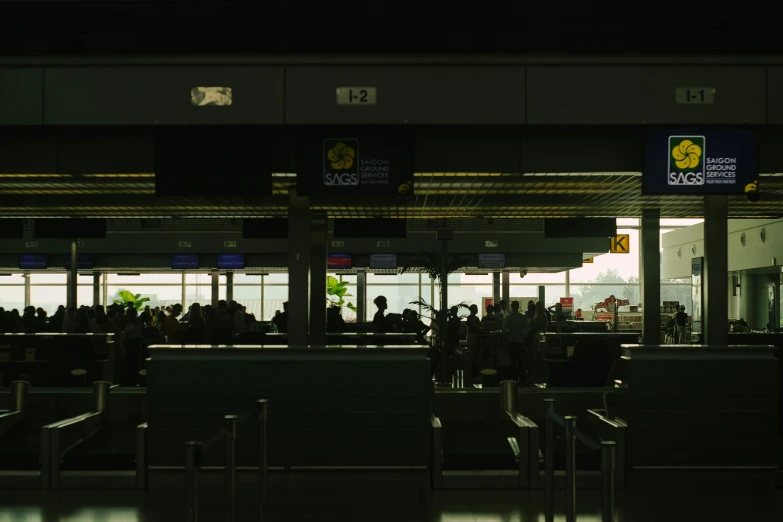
top-left (745, 180), bottom-right (761, 203)
top-left (519, 270), bottom-right (528, 278)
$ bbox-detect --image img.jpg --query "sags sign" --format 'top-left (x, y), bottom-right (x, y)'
top-left (297, 129), bottom-right (413, 197)
top-left (644, 129), bottom-right (757, 195)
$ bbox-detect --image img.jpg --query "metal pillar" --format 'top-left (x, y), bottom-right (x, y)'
top-left (356, 269), bottom-right (367, 323)
top-left (538, 285), bottom-right (545, 305)
top-left (601, 441), bottom-right (617, 522)
top-left (257, 399), bottom-right (269, 522)
top-left (309, 213), bottom-right (328, 346)
top-left (641, 209), bottom-right (661, 345)
top-left (564, 416), bottom-right (577, 522)
top-left (492, 272), bottom-right (501, 306)
top-left (225, 415), bottom-right (238, 522)
top-left (67, 241), bottom-right (78, 309)
top-left (226, 272), bottom-right (234, 303)
top-left (92, 272), bottom-right (101, 307)
top-left (543, 399), bottom-right (555, 522)
top-left (288, 190), bottom-right (311, 347)
top-left (501, 270), bottom-right (510, 304)
top-left (703, 195), bottom-right (729, 345)
top-left (185, 441), bottom-right (202, 522)
top-left (211, 270), bottom-right (220, 306)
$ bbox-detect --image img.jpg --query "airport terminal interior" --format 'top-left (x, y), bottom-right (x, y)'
top-left (2, 4), bottom-right (783, 521)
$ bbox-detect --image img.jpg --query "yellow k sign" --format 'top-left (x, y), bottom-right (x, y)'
top-left (610, 234), bottom-right (630, 254)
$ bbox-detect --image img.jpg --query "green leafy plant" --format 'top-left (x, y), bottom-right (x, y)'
top-left (408, 297), bottom-right (469, 323)
top-left (327, 276), bottom-right (357, 313)
top-left (401, 251), bottom-right (478, 316)
top-left (112, 289), bottom-right (151, 310)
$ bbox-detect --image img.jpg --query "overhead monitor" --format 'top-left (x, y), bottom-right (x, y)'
top-left (0, 219), bottom-right (24, 239)
top-left (370, 254), bottom-right (397, 269)
top-left (478, 253), bottom-right (506, 269)
top-left (171, 254), bottom-right (199, 270)
top-left (19, 254), bottom-right (47, 270)
top-left (217, 254), bottom-right (245, 269)
top-left (34, 218), bottom-right (107, 239)
top-left (333, 219), bottom-right (407, 239)
top-left (643, 129), bottom-right (758, 195)
top-left (64, 255), bottom-right (93, 270)
top-left (327, 254), bottom-right (352, 269)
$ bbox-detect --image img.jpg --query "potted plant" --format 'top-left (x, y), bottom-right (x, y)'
top-left (326, 276), bottom-right (357, 315)
top-left (112, 289), bottom-right (151, 310)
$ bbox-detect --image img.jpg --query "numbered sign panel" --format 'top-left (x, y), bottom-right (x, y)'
top-left (336, 86), bottom-right (377, 105)
top-left (675, 87), bottom-right (715, 104)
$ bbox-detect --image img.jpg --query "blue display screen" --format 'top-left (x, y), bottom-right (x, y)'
top-left (65, 255), bottom-right (93, 269)
top-left (19, 254), bottom-right (47, 269)
top-left (643, 129), bottom-right (758, 195)
top-left (217, 254), bottom-right (245, 269)
top-left (171, 255), bottom-right (199, 269)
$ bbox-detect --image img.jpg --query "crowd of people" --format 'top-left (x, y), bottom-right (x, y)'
top-left (0, 299), bottom-right (260, 345)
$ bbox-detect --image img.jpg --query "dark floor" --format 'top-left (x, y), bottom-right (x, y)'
top-left (0, 471), bottom-right (780, 521)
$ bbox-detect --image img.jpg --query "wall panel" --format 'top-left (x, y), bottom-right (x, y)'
top-left (44, 67), bottom-right (284, 125)
top-left (285, 66), bottom-right (526, 124)
top-left (0, 67), bottom-right (43, 125)
top-left (527, 66), bottom-right (766, 125)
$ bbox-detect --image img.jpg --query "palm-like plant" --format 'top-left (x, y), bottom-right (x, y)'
top-left (112, 289), bottom-right (151, 310)
top-left (327, 275), bottom-right (357, 313)
top-left (401, 251), bottom-right (477, 323)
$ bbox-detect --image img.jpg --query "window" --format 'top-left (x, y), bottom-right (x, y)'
top-left (570, 229), bottom-right (639, 284)
top-left (108, 273), bottom-right (182, 284)
top-left (263, 284), bottom-right (288, 321)
top-left (366, 285), bottom-right (423, 319)
top-left (30, 286), bottom-right (66, 314)
top-left (107, 285), bottom-right (182, 310)
top-left (0, 285), bottom-right (24, 311)
top-left (509, 272), bottom-right (566, 284)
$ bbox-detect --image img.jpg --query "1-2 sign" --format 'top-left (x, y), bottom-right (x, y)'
top-left (336, 86), bottom-right (378, 105)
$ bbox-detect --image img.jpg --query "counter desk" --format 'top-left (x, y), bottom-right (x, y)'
top-left (144, 344), bottom-right (433, 469)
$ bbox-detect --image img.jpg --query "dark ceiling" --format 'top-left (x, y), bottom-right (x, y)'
top-left (0, 3), bottom-right (776, 56)
top-left (1, 172), bottom-right (781, 219)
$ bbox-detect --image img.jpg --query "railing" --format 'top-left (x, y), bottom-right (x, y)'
top-left (543, 398), bottom-right (617, 522)
top-left (185, 398), bottom-right (270, 522)
top-left (0, 380), bottom-right (28, 438)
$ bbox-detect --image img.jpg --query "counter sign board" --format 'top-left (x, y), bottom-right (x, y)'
top-left (643, 129), bottom-right (758, 195)
top-left (297, 130), bottom-right (413, 197)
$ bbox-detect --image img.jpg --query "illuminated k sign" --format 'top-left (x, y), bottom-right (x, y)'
top-left (610, 234), bottom-right (630, 254)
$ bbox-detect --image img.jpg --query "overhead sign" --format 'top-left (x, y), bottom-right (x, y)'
top-left (674, 87), bottom-right (715, 105)
top-left (297, 130), bottom-right (413, 196)
top-left (643, 129), bottom-right (758, 195)
top-left (336, 86), bottom-right (377, 105)
top-left (610, 234), bottom-right (630, 254)
top-left (478, 253), bottom-right (506, 269)
top-left (370, 254), bottom-right (397, 269)
top-left (583, 257), bottom-right (593, 264)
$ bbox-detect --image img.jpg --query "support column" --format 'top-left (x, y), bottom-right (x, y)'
top-left (93, 272), bottom-right (101, 307)
top-left (23, 274), bottom-right (30, 308)
top-left (703, 196), bottom-right (729, 345)
top-left (211, 270), bottom-right (219, 306)
top-left (226, 272), bottom-right (234, 303)
top-left (288, 191), bottom-right (311, 347)
top-left (309, 213), bottom-right (328, 346)
top-left (492, 272), bottom-right (501, 306)
top-left (641, 209), bottom-right (661, 345)
top-left (538, 285), bottom-right (545, 305)
top-left (501, 271), bottom-right (510, 304)
top-left (67, 241), bottom-right (78, 309)
top-left (357, 269), bottom-right (367, 323)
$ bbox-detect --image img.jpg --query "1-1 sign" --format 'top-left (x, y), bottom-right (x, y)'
top-left (336, 86), bottom-right (377, 105)
top-left (675, 87), bottom-right (715, 104)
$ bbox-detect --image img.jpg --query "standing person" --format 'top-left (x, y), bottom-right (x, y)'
top-left (272, 302), bottom-right (289, 333)
top-left (466, 304), bottom-right (481, 378)
top-left (675, 305), bottom-right (689, 344)
top-left (502, 301), bottom-right (529, 382)
top-left (164, 304), bottom-right (184, 344)
top-left (526, 301), bottom-right (536, 320)
top-left (496, 300), bottom-right (509, 319)
top-left (372, 295), bottom-right (388, 333)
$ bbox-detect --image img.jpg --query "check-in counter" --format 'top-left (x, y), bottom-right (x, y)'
top-left (615, 345), bottom-right (778, 483)
top-left (261, 332), bottom-right (420, 345)
top-left (145, 344), bottom-right (432, 469)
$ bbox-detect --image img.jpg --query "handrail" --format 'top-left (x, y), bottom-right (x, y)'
top-left (544, 398), bottom-right (617, 522)
top-left (47, 410), bottom-right (103, 490)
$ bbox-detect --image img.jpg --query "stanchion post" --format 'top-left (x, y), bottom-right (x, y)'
top-left (185, 441), bottom-right (202, 522)
top-left (92, 380), bottom-right (110, 413)
top-left (601, 441), bottom-right (616, 522)
top-left (257, 399), bottom-right (269, 522)
top-left (10, 380), bottom-right (29, 412)
top-left (543, 398), bottom-right (555, 522)
top-left (564, 416), bottom-right (577, 522)
top-left (500, 380), bottom-right (518, 414)
top-left (225, 415), bottom-right (239, 522)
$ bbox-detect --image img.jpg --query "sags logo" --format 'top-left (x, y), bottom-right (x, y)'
top-left (668, 136), bottom-right (705, 186)
top-left (324, 139), bottom-right (359, 186)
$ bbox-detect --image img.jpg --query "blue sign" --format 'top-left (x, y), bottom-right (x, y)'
top-left (643, 129), bottom-right (758, 194)
top-left (19, 254), bottom-right (46, 270)
top-left (171, 255), bottom-right (199, 270)
top-left (217, 254), bottom-right (245, 270)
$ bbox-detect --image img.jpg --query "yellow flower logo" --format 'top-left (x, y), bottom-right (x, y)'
top-left (326, 142), bottom-right (356, 170)
top-left (398, 180), bottom-right (412, 195)
top-left (671, 139), bottom-right (702, 170)
top-left (745, 180), bottom-right (758, 193)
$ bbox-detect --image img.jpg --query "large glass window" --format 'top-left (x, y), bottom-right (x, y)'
top-left (263, 284), bottom-right (288, 321)
top-left (0, 285), bottom-right (24, 311)
top-left (510, 272), bottom-right (566, 284)
top-left (108, 273), bottom-right (182, 284)
top-left (107, 285), bottom-right (182, 310)
top-left (570, 229), bottom-right (639, 284)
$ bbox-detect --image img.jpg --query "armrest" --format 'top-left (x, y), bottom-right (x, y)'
top-left (0, 411), bottom-right (20, 439)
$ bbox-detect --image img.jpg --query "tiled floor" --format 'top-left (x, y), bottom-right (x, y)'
top-left (0, 471), bottom-right (780, 521)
